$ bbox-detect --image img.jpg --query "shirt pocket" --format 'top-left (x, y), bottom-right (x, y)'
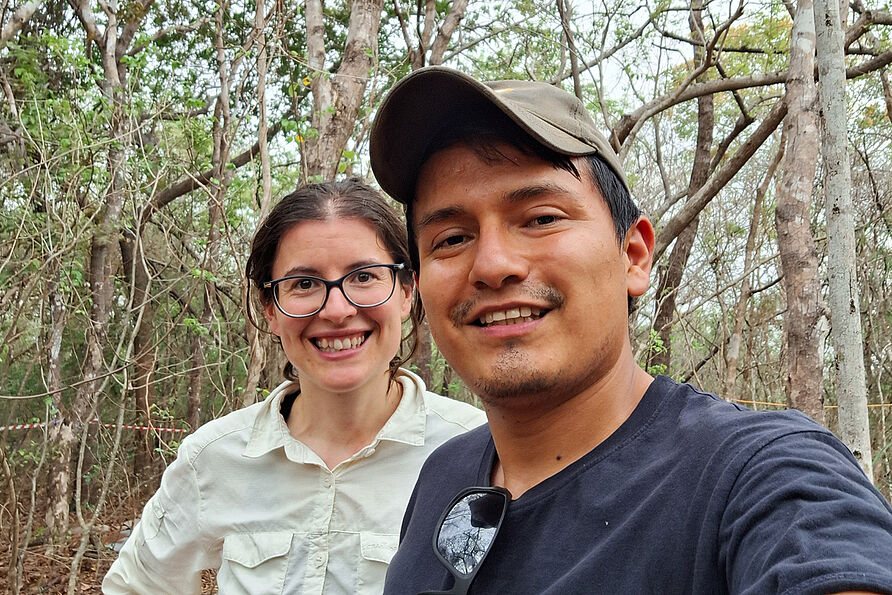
top-left (139, 498), bottom-right (165, 542)
top-left (218, 531), bottom-right (293, 595)
top-left (356, 532), bottom-right (399, 594)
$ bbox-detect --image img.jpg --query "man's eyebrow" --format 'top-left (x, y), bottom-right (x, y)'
top-left (415, 206), bottom-right (469, 232)
top-left (503, 182), bottom-right (574, 203)
top-left (415, 182), bottom-right (578, 232)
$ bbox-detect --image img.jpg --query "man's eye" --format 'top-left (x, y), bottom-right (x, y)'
top-left (531, 215), bottom-right (557, 226)
top-left (435, 234), bottom-right (468, 249)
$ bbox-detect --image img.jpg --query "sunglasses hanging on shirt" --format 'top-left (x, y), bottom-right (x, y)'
top-left (419, 486), bottom-right (511, 595)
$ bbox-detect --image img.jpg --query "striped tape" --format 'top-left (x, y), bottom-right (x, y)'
top-left (1, 419), bottom-right (190, 434)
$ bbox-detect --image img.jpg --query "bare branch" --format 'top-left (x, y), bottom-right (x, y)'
top-left (429, 0), bottom-right (468, 65)
top-left (653, 98), bottom-right (788, 262)
top-left (127, 16), bottom-right (210, 56)
top-left (0, 0), bottom-right (41, 46)
top-left (141, 119), bottom-right (283, 224)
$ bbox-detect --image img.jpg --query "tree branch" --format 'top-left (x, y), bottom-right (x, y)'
top-left (653, 98), bottom-right (788, 262)
top-left (0, 0), bottom-right (41, 46)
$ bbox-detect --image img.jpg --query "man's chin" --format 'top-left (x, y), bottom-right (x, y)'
top-left (467, 364), bottom-right (562, 401)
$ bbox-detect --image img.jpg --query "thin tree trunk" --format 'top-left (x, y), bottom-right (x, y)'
top-left (44, 257), bottom-right (68, 545)
top-left (304, 0), bottom-right (385, 178)
top-left (724, 141), bottom-right (784, 397)
top-left (649, 0), bottom-right (712, 374)
top-left (557, 0), bottom-right (581, 99)
top-left (243, 0), bottom-right (273, 408)
top-left (776, 0), bottom-right (824, 424)
top-left (814, 0), bottom-right (873, 479)
top-left (189, 2), bottom-right (231, 429)
top-left (413, 318), bottom-right (433, 387)
top-left (120, 230), bottom-right (157, 482)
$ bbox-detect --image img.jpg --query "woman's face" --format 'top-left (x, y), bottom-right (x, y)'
top-left (263, 217), bottom-right (412, 395)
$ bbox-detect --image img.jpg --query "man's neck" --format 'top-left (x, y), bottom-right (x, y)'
top-left (486, 363), bottom-right (653, 498)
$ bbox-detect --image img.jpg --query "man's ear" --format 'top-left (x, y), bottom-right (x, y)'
top-left (624, 216), bottom-right (655, 298)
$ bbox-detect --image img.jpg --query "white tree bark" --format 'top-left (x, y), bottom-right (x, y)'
top-left (814, 0), bottom-right (874, 480)
top-left (776, 0), bottom-right (824, 424)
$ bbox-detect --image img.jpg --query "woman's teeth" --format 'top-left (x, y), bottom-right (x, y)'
top-left (479, 307), bottom-right (542, 326)
top-left (314, 335), bottom-right (366, 352)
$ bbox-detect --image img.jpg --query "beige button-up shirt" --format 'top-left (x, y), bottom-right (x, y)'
top-left (102, 369), bottom-right (485, 594)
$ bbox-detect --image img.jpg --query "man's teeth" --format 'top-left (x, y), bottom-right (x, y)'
top-left (479, 307), bottom-right (542, 326)
top-left (315, 335), bottom-right (366, 352)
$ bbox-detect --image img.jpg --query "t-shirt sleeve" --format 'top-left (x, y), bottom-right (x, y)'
top-left (720, 429), bottom-right (892, 595)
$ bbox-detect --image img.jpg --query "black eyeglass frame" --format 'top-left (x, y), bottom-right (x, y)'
top-left (263, 262), bottom-right (406, 319)
top-left (421, 485), bottom-right (511, 595)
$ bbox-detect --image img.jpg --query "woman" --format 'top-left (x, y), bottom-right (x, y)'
top-left (103, 179), bottom-right (485, 594)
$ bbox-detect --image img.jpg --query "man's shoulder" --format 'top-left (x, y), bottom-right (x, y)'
top-left (655, 375), bottom-right (831, 443)
top-left (417, 422), bottom-right (492, 479)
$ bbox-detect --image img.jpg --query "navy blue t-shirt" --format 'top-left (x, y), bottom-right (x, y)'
top-left (384, 376), bottom-right (892, 594)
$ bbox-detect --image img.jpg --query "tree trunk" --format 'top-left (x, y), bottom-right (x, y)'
top-left (44, 257), bottom-right (68, 546)
top-left (120, 230), bottom-right (157, 482)
top-left (243, 0), bottom-right (273, 408)
top-left (188, 4), bottom-right (231, 429)
top-left (776, 0), bottom-right (825, 424)
top-left (413, 318), bottom-right (433, 387)
top-left (814, 0), bottom-right (873, 479)
top-left (724, 142), bottom-right (784, 398)
top-left (648, 0), bottom-right (712, 375)
top-left (304, 0), bottom-right (385, 178)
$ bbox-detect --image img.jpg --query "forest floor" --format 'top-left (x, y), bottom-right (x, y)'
top-left (3, 497), bottom-right (217, 594)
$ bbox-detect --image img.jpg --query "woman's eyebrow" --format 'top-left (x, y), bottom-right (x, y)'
top-left (278, 259), bottom-right (383, 279)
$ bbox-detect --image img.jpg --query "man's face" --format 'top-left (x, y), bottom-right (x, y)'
top-left (413, 142), bottom-right (652, 406)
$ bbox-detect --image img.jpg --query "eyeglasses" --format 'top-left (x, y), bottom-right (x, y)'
top-left (263, 263), bottom-right (406, 318)
top-left (420, 486), bottom-right (511, 595)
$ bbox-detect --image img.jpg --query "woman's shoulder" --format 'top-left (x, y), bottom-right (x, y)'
top-left (422, 390), bottom-right (486, 430)
top-left (178, 399), bottom-right (270, 462)
top-left (396, 367), bottom-right (486, 431)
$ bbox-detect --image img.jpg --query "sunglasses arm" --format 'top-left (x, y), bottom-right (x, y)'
top-left (418, 575), bottom-right (474, 595)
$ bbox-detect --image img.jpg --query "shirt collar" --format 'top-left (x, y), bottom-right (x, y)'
top-left (242, 368), bottom-right (430, 460)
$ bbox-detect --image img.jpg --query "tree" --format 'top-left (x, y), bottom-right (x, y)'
top-left (815, 0), bottom-right (873, 479)
top-left (775, 0), bottom-right (824, 424)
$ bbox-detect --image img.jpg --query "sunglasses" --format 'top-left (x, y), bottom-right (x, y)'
top-left (419, 486), bottom-right (511, 595)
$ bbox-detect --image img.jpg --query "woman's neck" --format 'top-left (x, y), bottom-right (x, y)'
top-left (285, 371), bottom-right (403, 469)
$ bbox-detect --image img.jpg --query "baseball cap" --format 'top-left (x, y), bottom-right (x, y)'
top-left (369, 66), bottom-right (629, 205)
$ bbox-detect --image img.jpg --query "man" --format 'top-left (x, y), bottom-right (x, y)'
top-left (369, 66), bottom-right (892, 594)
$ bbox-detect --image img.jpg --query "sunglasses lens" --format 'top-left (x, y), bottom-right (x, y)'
top-left (436, 491), bottom-right (507, 576)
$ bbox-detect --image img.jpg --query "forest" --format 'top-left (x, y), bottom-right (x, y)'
top-left (1, 0), bottom-right (891, 591)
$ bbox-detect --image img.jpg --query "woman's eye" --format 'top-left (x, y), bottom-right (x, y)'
top-left (355, 272), bottom-right (371, 283)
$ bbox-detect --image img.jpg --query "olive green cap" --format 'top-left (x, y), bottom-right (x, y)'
top-left (369, 66), bottom-right (629, 204)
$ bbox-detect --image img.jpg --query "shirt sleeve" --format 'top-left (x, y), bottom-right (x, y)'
top-left (720, 429), bottom-right (892, 595)
top-left (102, 440), bottom-right (217, 594)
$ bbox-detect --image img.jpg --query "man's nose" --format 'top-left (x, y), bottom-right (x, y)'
top-left (468, 228), bottom-right (529, 289)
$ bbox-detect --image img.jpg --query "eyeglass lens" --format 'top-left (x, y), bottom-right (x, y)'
top-left (436, 491), bottom-right (506, 576)
top-left (275, 265), bottom-right (396, 316)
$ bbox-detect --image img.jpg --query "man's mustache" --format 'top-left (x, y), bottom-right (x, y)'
top-left (449, 285), bottom-right (565, 327)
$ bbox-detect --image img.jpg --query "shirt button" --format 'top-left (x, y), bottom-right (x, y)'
top-left (315, 553), bottom-right (326, 567)
top-left (322, 476), bottom-right (332, 488)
